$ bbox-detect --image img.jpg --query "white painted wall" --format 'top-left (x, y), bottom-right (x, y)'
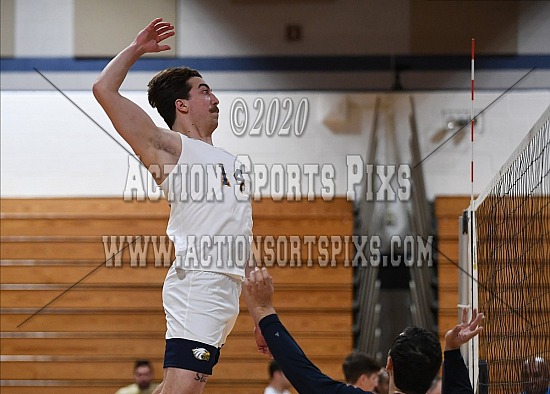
top-left (2, 90), bottom-right (549, 200)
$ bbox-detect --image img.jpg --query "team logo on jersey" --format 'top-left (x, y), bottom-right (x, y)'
top-left (192, 348), bottom-right (211, 361)
top-left (217, 163), bottom-right (231, 187)
top-left (218, 163), bottom-right (246, 193)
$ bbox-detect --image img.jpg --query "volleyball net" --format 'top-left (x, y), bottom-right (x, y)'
top-left (462, 105), bottom-right (550, 393)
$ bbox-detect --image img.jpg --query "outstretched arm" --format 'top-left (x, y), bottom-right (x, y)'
top-left (92, 18), bottom-right (178, 172)
top-left (243, 268), bottom-right (366, 394)
top-left (442, 307), bottom-right (484, 394)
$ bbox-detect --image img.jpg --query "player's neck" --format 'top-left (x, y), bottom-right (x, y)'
top-left (173, 121), bottom-right (213, 145)
top-left (175, 129), bottom-right (213, 145)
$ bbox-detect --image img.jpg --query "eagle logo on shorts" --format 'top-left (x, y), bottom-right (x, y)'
top-left (192, 348), bottom-right (211, 361)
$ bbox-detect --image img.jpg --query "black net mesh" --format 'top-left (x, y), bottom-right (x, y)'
top-left (474, 107), bottom-right (550, 394)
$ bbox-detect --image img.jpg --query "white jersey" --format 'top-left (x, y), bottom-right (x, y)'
top-left (160, 133), bottom-right (252, 278)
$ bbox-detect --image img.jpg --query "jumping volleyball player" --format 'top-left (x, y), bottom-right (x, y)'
top-left (93, 18), bottom-right (263, 394)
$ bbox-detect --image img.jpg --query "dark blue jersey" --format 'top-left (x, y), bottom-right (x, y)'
top-left (259, 314), bottom-right (473, 394)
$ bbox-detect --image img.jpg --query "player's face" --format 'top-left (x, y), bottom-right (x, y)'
top-left (186, 77), bottom-right (219, 135)
top-left (364, 372), bottom-right (379, 392)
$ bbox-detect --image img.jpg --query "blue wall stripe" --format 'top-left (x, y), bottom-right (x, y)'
top-left (1, 55), bottom-right (550, 72)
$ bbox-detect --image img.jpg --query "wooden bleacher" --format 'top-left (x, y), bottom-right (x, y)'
top-left (434, 196), bottom-right (471, 346)
top-left (0, 198), bottom-right (354, 394)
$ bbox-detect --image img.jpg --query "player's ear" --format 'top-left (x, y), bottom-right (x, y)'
top-left (175, 99), bottom-right (188, 113)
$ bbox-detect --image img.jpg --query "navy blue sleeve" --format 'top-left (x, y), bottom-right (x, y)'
top-left (258, 314), bottom-right (368, 394)
top-left (442, 349), bottom-right (473, 394)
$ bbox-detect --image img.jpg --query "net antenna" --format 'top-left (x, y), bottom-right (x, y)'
top-left (460, 37), bottom-right (481, 391)
top-left (467, 105), bottom-right (550, 394)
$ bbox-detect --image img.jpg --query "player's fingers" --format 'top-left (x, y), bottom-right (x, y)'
top-left (461, 306), bottom-right (469, 324)
top-left (157, 27), bottom-right (174, 37)
top-left (470, 312), bottom-right (484, 329)
top-left (149, 18), bottom-right (163, 27)
top-left (451, 324), bottom-right (462, 337)
top-left (260, 267), bottom-right (270, 282)
top-left (463, 326), bottom-right (483, 342)
top-left (253, 266), bottom-right (264, 282)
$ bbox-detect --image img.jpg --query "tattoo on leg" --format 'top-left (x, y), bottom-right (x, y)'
top-left (194, 373), bottom-right (208, 383)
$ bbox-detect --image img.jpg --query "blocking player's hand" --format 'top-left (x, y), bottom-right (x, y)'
top-left (445, 307), bottom-right (484, 351)
top-left (243, 267), bottom-right (277, 326)
top-left (243, 267), bottom-right (275, 311)
top-left (133, 18), bottom-right (174, 54)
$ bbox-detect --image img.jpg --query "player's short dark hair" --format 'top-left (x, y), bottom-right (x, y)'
top-left (389, 327), bottom-right (442, 394)
top-left (342, 351), bottom-right (380, 384)
top-left (268, 360), bottom-right (283, 379)
top-left (147, 67), bottom-right (202, 129)
top-left (134, 359), bottom-right (152, 371)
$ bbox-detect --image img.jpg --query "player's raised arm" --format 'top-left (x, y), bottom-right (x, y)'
top-left (92, 18), bottom-right (176, 168)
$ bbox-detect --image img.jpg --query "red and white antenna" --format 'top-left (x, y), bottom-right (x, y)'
top-left (471, 39), bottom-right (476, 205)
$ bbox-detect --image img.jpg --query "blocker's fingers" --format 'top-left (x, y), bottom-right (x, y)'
top-left (253, 266), bottom-right (264, 282)
top-left (260, 267), bottom-right (270, 282)
top-left (461, 306), bottom-right (469, 324)
top-left (470, 308), bottom-right (477, 324)
top-left (470, 311), bottom-right (484, 329)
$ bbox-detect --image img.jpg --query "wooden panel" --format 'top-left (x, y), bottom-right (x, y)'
top-left (0, 218), bottom-right (169, 236)
top-left (437, 217), bottom-right (462, 238)
top-left (0, 285), bottom-right (351, 309)
top-left (0, 217), bottom-right (352, 236)
top-left (0, 197), bottom-right (352, 217)
top-left (0, 335), bottom-right (349, 359)
top-left (438, 260), bottom-right (460, 286)
top-left (0, 358), bottom-right (344, 382)
top-left (434, 196), bottom-right (470, 217)
top-left (0, 197), bottom-right (353, 392)
top-left (0, 262), bottom-right (352, 285)
top-left (1, 310), bottom-right (352, 333)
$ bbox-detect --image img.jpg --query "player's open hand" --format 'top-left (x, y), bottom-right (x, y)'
top-left (445, 307), bottom-right (484, 351)
top-left (133, 18), bottom-right (174, 54)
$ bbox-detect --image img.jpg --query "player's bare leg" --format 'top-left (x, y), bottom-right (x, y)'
top-left (153, 368), bottom-right (208, 394)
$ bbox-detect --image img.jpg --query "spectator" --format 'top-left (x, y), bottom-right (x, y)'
top-left (265, 360), bottom-right (293, 394)
top-left (115, 360), bottom-right (158, 394)
top-left (342, 351), bottom-right (381, 391)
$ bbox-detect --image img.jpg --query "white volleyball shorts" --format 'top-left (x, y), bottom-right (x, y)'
top-left (162, 265), bottom-right (242, 374)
